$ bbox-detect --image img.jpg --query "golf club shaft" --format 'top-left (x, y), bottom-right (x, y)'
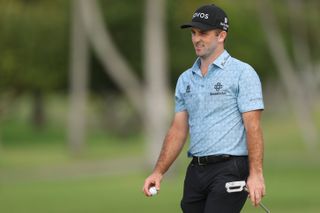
top-left (243, 187), bottom-right (270, 213)
top-left (259, 202), bottom-right (270, 213)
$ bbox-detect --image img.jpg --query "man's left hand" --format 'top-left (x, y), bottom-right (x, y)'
top-left (246, 173), bottom-right (266, 207)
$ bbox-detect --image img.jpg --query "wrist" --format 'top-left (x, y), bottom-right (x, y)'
top-left (249, 161), bottom-right (263, 174)
top-left (249, 172), bottom-right (264, 182)
top-left (249, 167), bottom-right (263, 176)
top-left (152, 168), bottom-right (165, 177)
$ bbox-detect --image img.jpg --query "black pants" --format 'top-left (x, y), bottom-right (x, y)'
top-left (181, 156), bottom-right (249, 213)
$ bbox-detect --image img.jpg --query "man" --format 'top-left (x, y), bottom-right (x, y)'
top-left (143, 4), bottom-right (265, 213)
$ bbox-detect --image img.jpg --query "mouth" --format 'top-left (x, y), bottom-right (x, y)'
top-left (195, 46), bottom-right (203, 53)
top-left (195, 43), bottom-right (204, 51)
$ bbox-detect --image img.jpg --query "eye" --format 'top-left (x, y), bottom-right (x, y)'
top-left (200, 31), bottom-right (208, 35)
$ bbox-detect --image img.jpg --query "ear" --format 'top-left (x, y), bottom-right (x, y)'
top-left (218, 31), bottom-right (227, 43)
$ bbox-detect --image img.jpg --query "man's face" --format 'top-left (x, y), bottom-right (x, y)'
top-left (191, 28), bottom-right (221, 59)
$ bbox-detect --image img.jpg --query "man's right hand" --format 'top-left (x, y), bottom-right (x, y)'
top-left (142, 172), bottom-right (163, 197)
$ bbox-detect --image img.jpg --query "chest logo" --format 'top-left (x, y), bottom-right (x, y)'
top-left (214, 82), bottom-right (223, 91)
top-left (211, 82), bottom-right (226, 96)
top-left (186, 85), bottom-right (191, 93)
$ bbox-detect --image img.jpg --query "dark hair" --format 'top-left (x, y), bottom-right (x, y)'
top-left (214, 29), bottom-right (223, 36)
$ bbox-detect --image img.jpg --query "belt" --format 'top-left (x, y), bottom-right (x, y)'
top-left (192, 154), bottom-right (231, 166)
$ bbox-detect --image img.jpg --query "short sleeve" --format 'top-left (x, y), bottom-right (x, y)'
top-left (175, 76), bottom-right (187, 112)
top-left (237, 67), bottom-right (264, 113)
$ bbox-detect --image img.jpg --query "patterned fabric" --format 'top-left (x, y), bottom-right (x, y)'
top-left (175, 50), bottom-right (264, 157)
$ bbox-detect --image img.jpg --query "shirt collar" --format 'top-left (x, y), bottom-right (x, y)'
top-left (191, 58), bottom-right (202, 76)
top-left (212, 50), bottom-right (231, 69)
top-left (191, 50), bottom-right (231, 75)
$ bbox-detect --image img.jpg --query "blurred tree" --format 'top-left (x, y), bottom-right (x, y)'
top-left (2, 0), bottom-right (318, 152)
top-left (0, 0), bottom-right (69, 127)
top-left (287, 0), bottom-right (319, 105)
top-left (256, 0), bottom-right (319, 149)
top-left (79, 0), bottom-right (144, 115)
top-left (143, 0), bottom-right (170, 166)
top-left (77, 0), bottom-right (170, 164)
top-left (68, 0), bottom-right (89, 156)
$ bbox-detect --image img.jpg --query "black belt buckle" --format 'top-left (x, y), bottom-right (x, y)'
top-left (220, 154), bottom-right (231, 161)
top-left (197, 156), bottom-right (206, 166)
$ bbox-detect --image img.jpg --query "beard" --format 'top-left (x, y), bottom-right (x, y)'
top-left (194, 41), bottom-right (217, 59)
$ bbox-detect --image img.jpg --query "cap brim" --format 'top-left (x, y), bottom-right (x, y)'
top-left (180, 22), bottom-right (215, 31)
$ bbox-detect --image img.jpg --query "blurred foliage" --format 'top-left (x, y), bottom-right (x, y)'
top-left (0, 0), bottom-right (70, 93)
top-left (0, 0), bottom-right (319, 92)
top-left (91, 0), bottom-right (144, 93)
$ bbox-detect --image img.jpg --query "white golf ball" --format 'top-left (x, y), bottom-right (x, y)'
top-left (149, 186), bottom-right (157, 196)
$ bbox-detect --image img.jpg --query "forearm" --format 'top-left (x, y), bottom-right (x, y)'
top-left (243, 110), bottom-right (266, 206)
top-left (153, 126), bottom-right (187, 175)
top-left (143, 112), bottom-right (188, 196)
top-left (246, 125), bottom-right (264, 175)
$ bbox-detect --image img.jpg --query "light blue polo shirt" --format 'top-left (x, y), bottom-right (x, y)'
top-left (175, 50), bottom-right (264, 157)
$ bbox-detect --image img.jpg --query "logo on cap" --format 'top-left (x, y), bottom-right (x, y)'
top-left (180, 4), bottom-right (229, 32)
top-left (192, 12), bottom-right (209, 20)
top-left (220, 17), bottom-right (229, 30)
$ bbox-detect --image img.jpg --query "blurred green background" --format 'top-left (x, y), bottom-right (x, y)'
top-left (1, 0), bottom-right (320, 212)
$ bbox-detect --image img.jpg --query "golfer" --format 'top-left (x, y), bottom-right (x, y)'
top-left (143, 4), bottom-right (265, 212)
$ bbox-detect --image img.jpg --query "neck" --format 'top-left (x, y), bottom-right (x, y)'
top-left (200, 47), bottom-right (225, 76)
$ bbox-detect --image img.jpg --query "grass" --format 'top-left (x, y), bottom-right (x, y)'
top-left (1, 168), bottom-right (320, 213)
top-left (0, 174), bottom-right (182, 213)
top-left (0, 96), bottom-right (320, 212)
